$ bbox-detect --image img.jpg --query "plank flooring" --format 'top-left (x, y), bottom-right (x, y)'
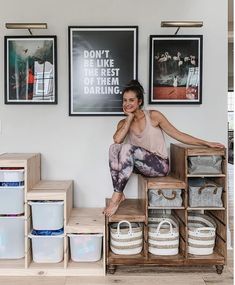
top-left (0, 250), bottom-right (233, 285)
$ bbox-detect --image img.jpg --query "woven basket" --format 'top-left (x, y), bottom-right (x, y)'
top-left (188, 214), bottom-right (216, 255)
top-left (148, 213), bottom-right (179, 229)
top-left (110, 220), bottom-right (143, 255)
top-left (148, 220), bottom-right (179, 256)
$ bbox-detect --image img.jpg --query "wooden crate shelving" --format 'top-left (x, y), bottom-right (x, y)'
top-left (106, 144), bottom-right (227, 275)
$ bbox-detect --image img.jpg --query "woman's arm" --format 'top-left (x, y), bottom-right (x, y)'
top-left (113, 114), bottom-right (134, 144)
top-left (151, 110), bottom-right (224, 148)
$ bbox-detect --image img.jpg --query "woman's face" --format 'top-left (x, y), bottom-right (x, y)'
top-left (123, 90), bottom-right (142, 113)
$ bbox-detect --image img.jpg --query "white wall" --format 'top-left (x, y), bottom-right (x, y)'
top-left (0, 0), bottom-right (228, 207)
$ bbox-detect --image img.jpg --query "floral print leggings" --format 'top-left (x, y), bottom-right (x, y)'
top-left (109, 143), bottom-right (169, 193)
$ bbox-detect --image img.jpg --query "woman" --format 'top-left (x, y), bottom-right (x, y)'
top-left (103, 80), bottom-right (224, 217)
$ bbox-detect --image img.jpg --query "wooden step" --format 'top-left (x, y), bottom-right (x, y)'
top-left (66, 207), bottom-right (105, 234)
top-left (106, 199), bottom-right (146, 222)
top-left (27, 180), bottom-right (73, 226)
top-left (145, 175), bottom-right (186, 190)
top-left (27, 180), bottom-right (73, 200)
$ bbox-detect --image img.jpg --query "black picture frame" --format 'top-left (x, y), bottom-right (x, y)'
top-left (149, 35), bottom-right (203, 104)
top-left (68, 26), bottom-right (138, 116)
top-left (4, 35), bottom-right (57, 104)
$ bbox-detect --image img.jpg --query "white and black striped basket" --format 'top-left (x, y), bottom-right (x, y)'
top-left (188, 213), bottom-right (216, 255)
top-left (110, 220), bottom-right (143, 255)
top-left (148, 219), bottom-right (179, 256)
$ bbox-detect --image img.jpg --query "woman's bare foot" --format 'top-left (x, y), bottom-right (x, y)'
top-left (103, 192), bottom-right (125, 217)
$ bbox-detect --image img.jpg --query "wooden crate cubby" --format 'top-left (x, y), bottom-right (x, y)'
top-left (106, 144), bottom-right (227, 275)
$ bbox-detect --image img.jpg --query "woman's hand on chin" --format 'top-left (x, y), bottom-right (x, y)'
top-left (123, 108), bottom-right (134, 119)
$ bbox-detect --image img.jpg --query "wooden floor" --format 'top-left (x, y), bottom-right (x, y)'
top-left (0, 251), bottom-right (233, 285)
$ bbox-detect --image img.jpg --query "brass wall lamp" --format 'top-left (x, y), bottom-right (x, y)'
top-left (5, 23), bottom-right (47, 35)
top-left (161, 21), bottom-right (203, 34)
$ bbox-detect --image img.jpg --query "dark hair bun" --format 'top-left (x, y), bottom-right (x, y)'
top-left (126, 80), bottom-right (144, 93)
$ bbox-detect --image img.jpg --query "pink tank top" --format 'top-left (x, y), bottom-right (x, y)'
top-left (127, 110), bottom-right (168, 159)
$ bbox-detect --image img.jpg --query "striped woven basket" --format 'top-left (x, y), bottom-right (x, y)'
top-left (148, 220), bottom-right (179, 256)
top-left (148, 212), bottom-right (179, 229)
top-left (110, 220), bottom-right (143, 255)
top-left (188, 213), bottom-right (216, 255)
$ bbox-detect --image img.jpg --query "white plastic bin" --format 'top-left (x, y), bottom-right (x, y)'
top-left (0, 169), bottom-right (24, 186)
top-left (29, 233), bottom-right (64, 263)
top-left (0, 186), bottom-right (24, 215)
top-left (68, 234), bottom-right (103, 262)
top-left (28, 201), bottom-right (64, 230)
top-left (0, 216), bottom-right (25, 259)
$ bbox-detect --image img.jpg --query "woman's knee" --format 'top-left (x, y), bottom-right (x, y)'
top-left (120, 143), bottom-right (133, 154)
top-left (109, 143), bottom-right (122, 157)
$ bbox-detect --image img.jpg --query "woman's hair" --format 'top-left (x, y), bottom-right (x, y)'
top-left (121, 79), bottom-right (144, 108)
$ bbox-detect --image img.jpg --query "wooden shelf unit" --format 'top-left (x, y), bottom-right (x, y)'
top-left (66, 207), bottom-right (106, 276)
top-left (0, 153), bottom-right (40, 272)
top-left (0, 154), bottom-right (105, 276)
top-left (106, 144), bottom-right (227, 274)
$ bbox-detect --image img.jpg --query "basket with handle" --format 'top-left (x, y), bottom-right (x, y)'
top-left (188, 213), bottom-right (216, 255)
top-left (148, 211), bottom-right (179, 229)
top-left (148, 220), bottom-right (179, 256)
top-left (188, 178), bottom-right (223, 207)
top-left (188, 155), bottom-right (222, 174)
top-left (110, 220), bottom-right (143, 255)
top-left (148, 189), bottom-right (182, 207)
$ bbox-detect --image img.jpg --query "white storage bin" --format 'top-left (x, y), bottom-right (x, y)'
top-left (68, 234), bottom-right (103, 262)
top-left (29, 233), bottom-right (64, 263)
top-left (28, 201), bottom-right (64, 230)
top-left (0, 186), bottom-right (24, 215)
top-left (0, 216), bottom-right (25, 259)
top-left (0, 169), bottom-right (24, 186)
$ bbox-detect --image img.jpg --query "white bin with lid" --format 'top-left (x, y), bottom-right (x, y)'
top-left (28, 201), bottom-right (64, 230)
top-left (68, 234), bottom-right (103, 262)
top-left (29, 233), bottom-right (64, 263)
top-left (0, 186), bottom-right (24, 215)
top-left (0, 216), bottom-right (25, 259)
top-left (0, 169), bottom-right (24, 186)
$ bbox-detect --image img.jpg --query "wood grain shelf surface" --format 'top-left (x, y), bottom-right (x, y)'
top-left (172, 144), bottom-right (226, 156)
top-left (186, 252), bottom-right (225, 265)
top-left (106, 199), bottom-right (145, 222)
top-left (148, 253), bottom-right (185, 265)
top-left (148, 206), bottom-right (185, 210)
top-left (66, 208), bottom-right (105, 234)
top-left (0, 258), bottom-right (25, 269)
top-left (187, 174), bottom-right (226, 178)
top-left (108, 252), bottom-right (145, 264)
top-left (27, 180), bottom-right (73, 200)
top-left (146, 176), bottom-right (186, 189)
top-left (187, 207), bottom-right (225, 211)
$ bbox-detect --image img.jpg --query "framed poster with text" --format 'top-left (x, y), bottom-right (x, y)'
top-left (69, 26), bottom-right (138, 116)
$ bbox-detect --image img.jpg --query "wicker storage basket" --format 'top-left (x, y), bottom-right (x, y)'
top-left (188, 213), bottom-right (216, 255)
top-left (148, 220), bottom-right (179, 256)
top-left (148, 211), bottom-right (179, 229)
top-left (188, 155), bottom-right (222, 174)
top-left (148, 189), bottom-right (182, 207)
top-left (188, 178), bottom-right (223, 207)
top-left (110, 220), bottom-right (143, 255)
